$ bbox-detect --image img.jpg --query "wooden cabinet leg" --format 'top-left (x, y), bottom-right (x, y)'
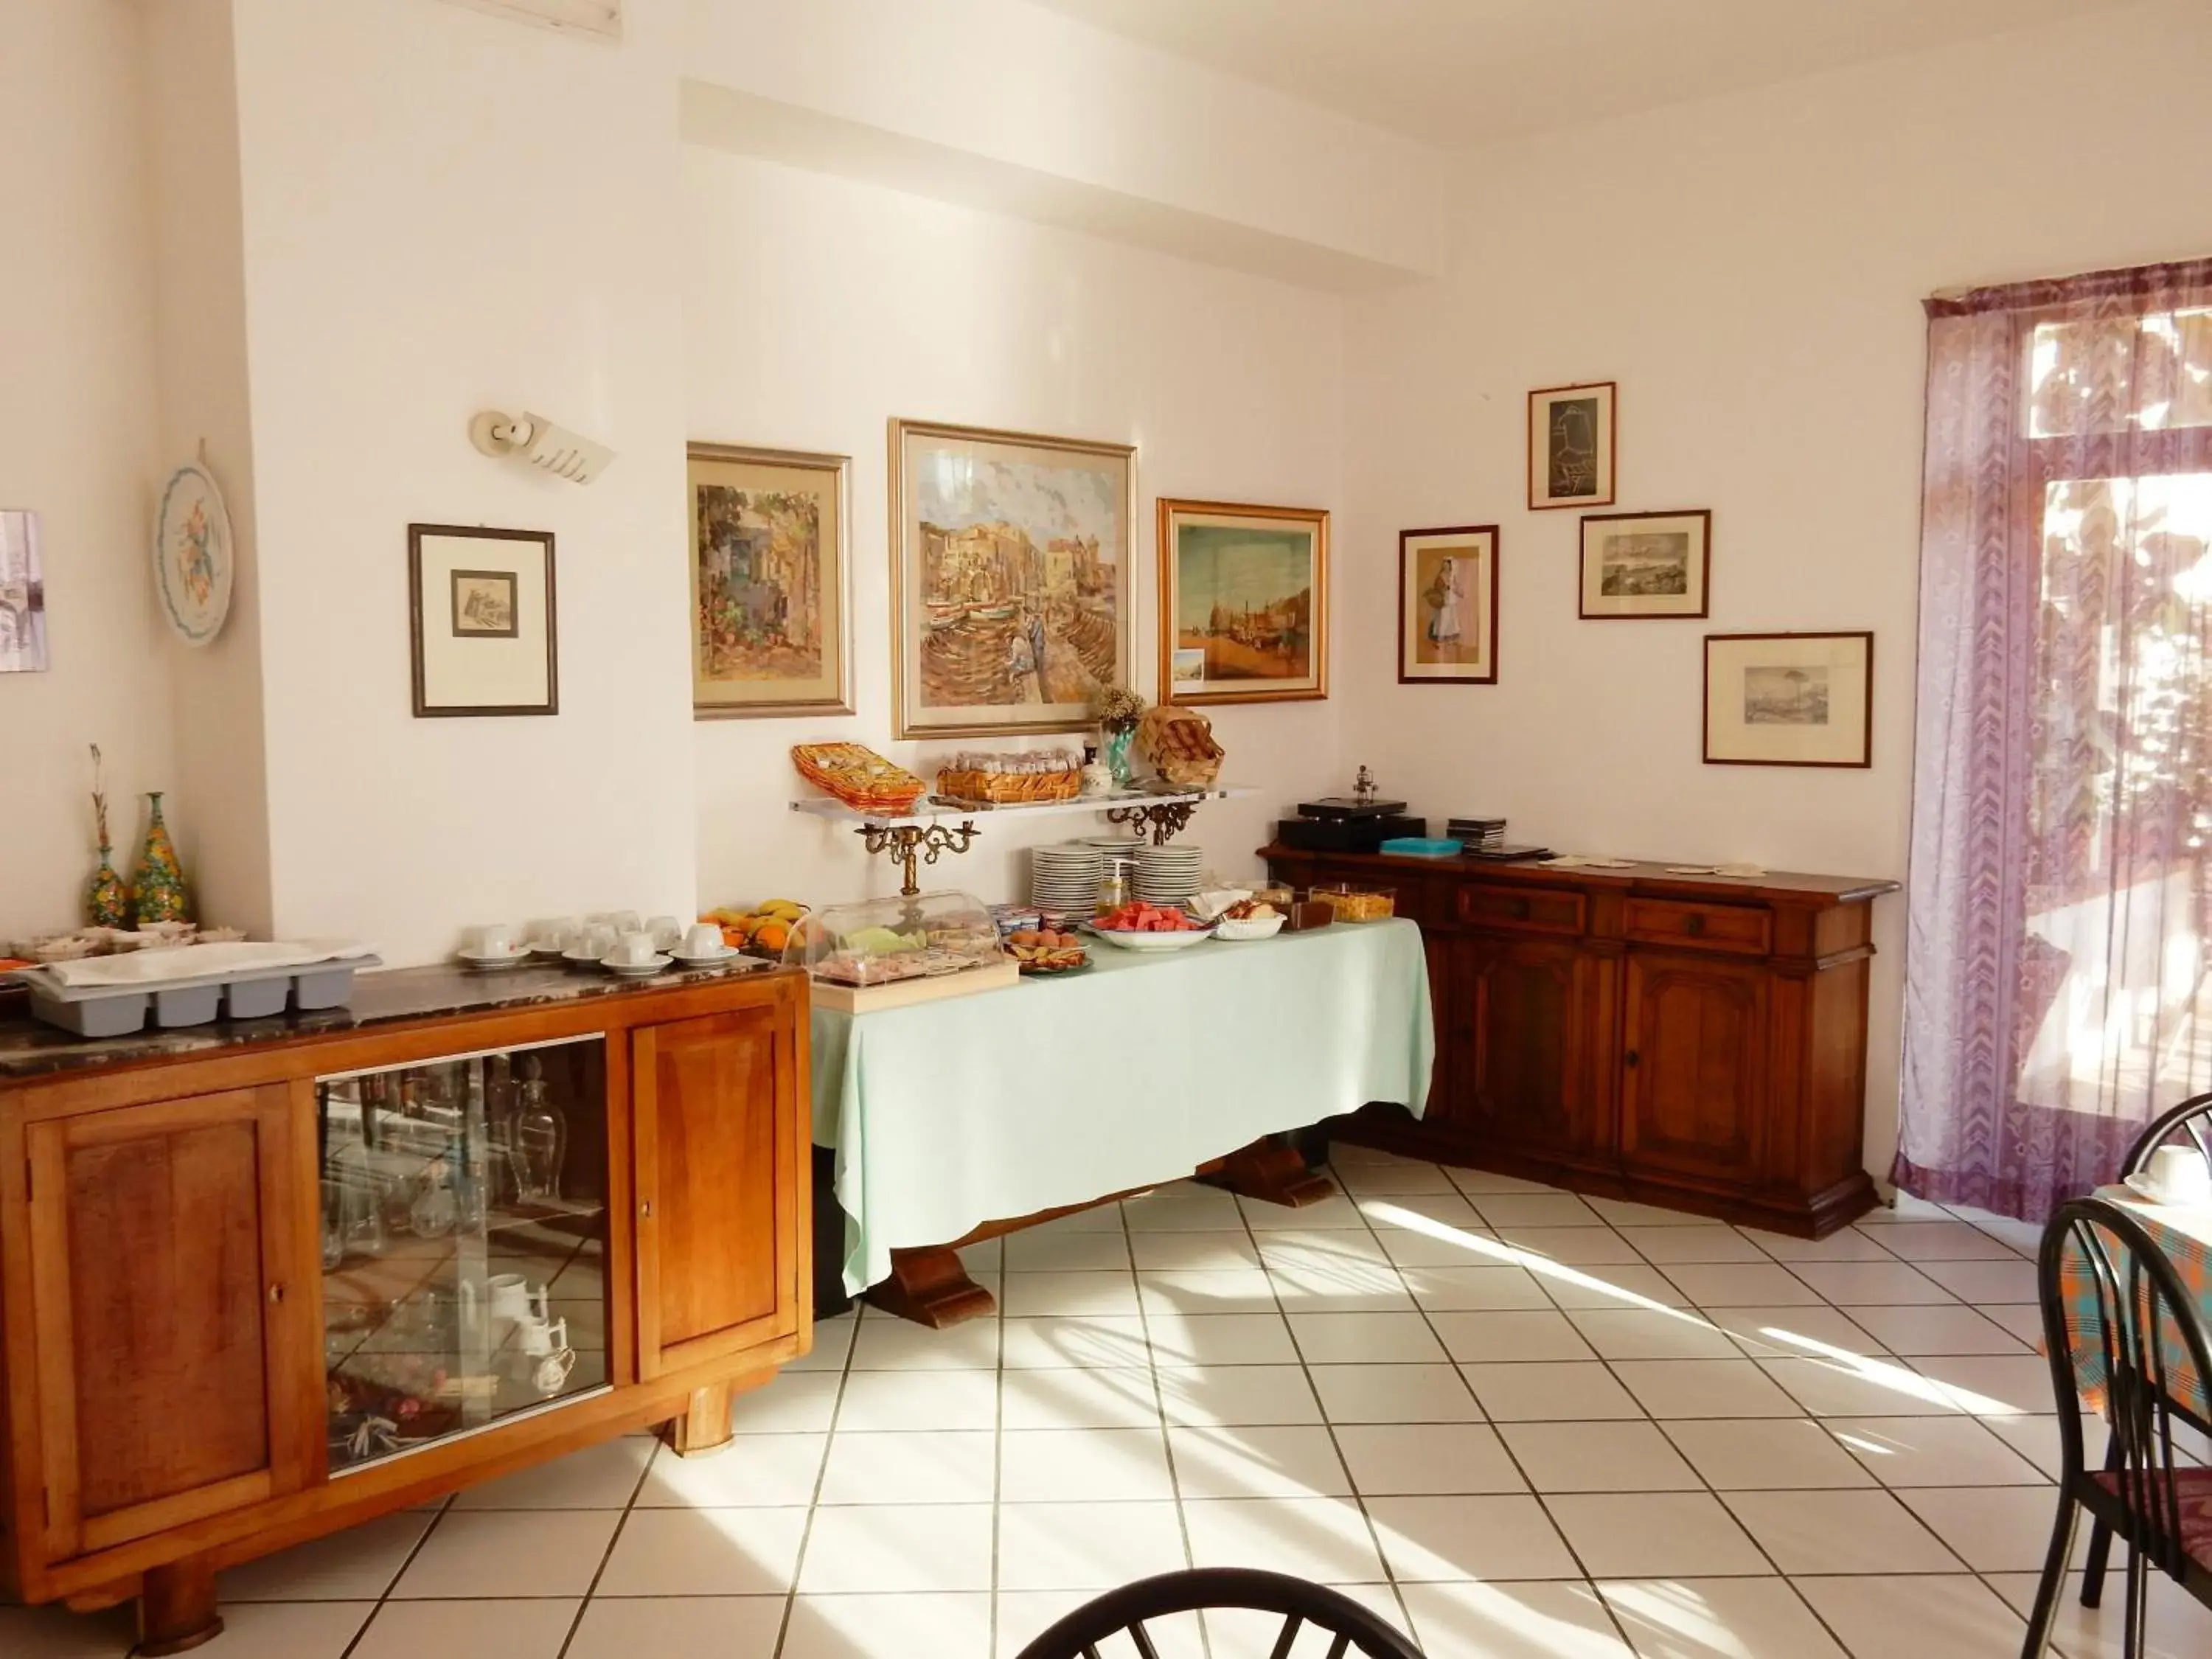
top-left (139, 1556), bottom-right (223, 1658)
top-left (665, 1382), bottom-right (735, 1458)
top-left (865, 1245), bottom-right (997, 1327)
top-left (1199, 1136), bottom-right (1338, 1208)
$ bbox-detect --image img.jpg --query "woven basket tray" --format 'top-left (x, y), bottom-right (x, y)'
top-left (791, 742), bottom-right (927, 814)
top-left (1138, 705), bottom-right (1224, 788)
top-left (936, 766), bottom-right (1084, 805)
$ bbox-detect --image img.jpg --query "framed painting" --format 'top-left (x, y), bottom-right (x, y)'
top-left (891, 418), bottom-right (1133, 740)
top-left (408, 524), bottom-right (557, 717)
top-left (1528, 381), bottom-right (1616, 511)
top-left (1703, 630), bottom-right (1873, 768)
top-left (0, 509), bottom-right (49, 673)
top-left (1158, 498), bottom-right (1329, 706)
top-left (688, 442), bottom-right (852, 719)
top-left (1579, 509), bottom-right (1710, 619)
top-left (1398, 524), bottom-right (1498, 684)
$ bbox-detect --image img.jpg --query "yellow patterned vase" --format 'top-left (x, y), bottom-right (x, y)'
top-left (129, 792), bottom-right (192, 925)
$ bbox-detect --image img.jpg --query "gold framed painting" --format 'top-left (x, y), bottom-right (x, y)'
top-left (1157, 498), bottom-right (1329, 706)
top-left (890, 417), bottom-right (1134, 740)
top-left (688, 442), bottom-right (852, 719)
top-left (1528, 381), bottom-right (1616, 511)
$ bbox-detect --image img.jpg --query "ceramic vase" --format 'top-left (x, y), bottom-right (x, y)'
top-left (1103, 723), bottom-right (1138, 789)
top-left (129, 791), bottom-right (191, 925)
top-left (86, 847), bottom-right (128, 928)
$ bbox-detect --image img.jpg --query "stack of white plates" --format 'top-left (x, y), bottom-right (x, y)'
top-left (1134, 842), bottom-right (1205, 907)
top-left (1030, 843), bottom-right (1106, 919)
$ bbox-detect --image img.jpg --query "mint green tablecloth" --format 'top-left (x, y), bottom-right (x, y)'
top-left (812, 917), bottom-right (1433, 1293)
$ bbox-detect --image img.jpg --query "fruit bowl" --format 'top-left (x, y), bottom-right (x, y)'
top-left (1214, 913), bottom-right (1287, 941)
top-left (1090, 924), bottom-right (1215, 952)
top-left (1087, 900), bottom-right (1214, 951)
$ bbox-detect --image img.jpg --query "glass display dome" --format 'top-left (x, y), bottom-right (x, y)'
top-left (780, 890), bottom-right (1006, 1006)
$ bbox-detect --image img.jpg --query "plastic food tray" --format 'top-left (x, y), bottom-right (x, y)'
top-left (18, 956), bottom-right (383, 1038)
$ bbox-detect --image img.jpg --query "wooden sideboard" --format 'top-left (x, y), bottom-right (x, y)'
top-left (0, 964), bottom-right (810, 1653)
top-left (1262, 846), bottom-right (1899, 1237)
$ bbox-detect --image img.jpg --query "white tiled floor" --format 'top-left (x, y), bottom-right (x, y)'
top-left (9, 1150), bottom-right (2212, 1659)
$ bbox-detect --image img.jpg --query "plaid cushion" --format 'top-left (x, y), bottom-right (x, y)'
top-left (2091, 1467), bottom-right (2212, 1568)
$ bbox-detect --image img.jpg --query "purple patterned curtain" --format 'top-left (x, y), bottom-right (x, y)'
top-left (1898, 258), bottom-right (2212, 1221)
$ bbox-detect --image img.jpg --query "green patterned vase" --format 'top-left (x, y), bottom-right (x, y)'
top-left (86, 846), bottom-right (128, 928)
top-left (129, 792), bottom-right (191, 925)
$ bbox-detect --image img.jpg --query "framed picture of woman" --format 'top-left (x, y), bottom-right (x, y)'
top-left (1398, 524), bottom-right (1498, 684)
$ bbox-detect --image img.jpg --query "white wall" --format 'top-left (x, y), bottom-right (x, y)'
top-left (1340, 0), bottom-right (2212, 1180)
top-left (684, 148), bottom-right (1348, 914)
top-left (223, 0), bottom-right (697, 963)
top-left (0, 1), bottom-right (168, 936)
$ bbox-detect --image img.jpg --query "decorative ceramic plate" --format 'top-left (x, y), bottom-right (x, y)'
top-left (152, 462), bottom-right (235, 646)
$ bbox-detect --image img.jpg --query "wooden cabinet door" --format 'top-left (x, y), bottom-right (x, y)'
top-left (24, 1086), bottom-right (316, 1562)
top-left (1444, 935), bottom-right (1610, 1158)
top-left (1620, 953), bottom-right (1769, 1183)
top-left (632, 1006), bottom-right (804, 1380)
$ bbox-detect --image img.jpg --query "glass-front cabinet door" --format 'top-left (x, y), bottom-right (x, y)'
top-left (317, 1035), bottom-right (609, 1472)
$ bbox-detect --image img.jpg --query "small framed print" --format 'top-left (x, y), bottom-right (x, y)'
top-left (1703, 630), bottom-right (1872, 768)
top-left (450, 570), bottom-right (519, 637)
top-left (1398, 524), bottom-right (1498, 684)
top-left (408, 524), bottom-right (557, 717)
top-left (1528, 382), bottom-right (1616, 510)
top-left (1579, 509), bottom-right (1709, 620)
top-left (1, 509), bottom-right (49, 674)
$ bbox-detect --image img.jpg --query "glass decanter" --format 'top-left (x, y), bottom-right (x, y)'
top-left (512, 1054), bottom-right (567, 1203)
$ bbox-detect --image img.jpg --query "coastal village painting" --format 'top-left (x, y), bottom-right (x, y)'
top-left (1158, 499), bottom-right (1329, 704)
top-left (895, 421), bottom-right (1133, 739)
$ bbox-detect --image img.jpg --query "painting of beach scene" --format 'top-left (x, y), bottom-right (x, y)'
top-left (894, 420), bottom-right (1132, 739)
top-left (1158, 499), bottom-right (1328, 705)
top-left (689, 443), bottom-right (851, 718)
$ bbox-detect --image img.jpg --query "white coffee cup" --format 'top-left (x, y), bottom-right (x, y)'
top-left (682, 922), bottom-right (726, 958)
top-left (527, 916), bottom-right (577, 953)
top-left (468, 922), bottom-right (516, 957)
top-left (2143, 1144), bottom-right (2212, 1205)
top-left (605, 910), bottom-right (641, 936)
top-left (647, 914), bottom-right (682, 950)
top-left (613, 929), bottom-right (658, 967)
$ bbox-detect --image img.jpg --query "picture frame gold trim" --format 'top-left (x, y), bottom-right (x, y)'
top-left (888, 417), bottom-right (1136, 741)
top-left (1156, 497), bottom-right (1329, 706)
top-left (687, 441), bottom-right (854, 720)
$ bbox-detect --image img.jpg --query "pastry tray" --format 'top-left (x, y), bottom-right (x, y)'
top-left (12, 956), bottom-right (383, 1037)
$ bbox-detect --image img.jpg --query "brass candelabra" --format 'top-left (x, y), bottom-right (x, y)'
top-left (855, 820), bottom-right (981, 897)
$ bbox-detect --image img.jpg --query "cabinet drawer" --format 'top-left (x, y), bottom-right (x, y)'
top-left (1624, 898), bottom-right (1771, 956)
top-left (1457, 883), bottom-right (1586, 936)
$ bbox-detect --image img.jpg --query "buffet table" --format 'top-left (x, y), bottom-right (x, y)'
top-left (812, 917), bottom-right (1433, 1306)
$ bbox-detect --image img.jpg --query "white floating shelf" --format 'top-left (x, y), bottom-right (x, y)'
top-left (789, 785), bottom-right (1256, 831)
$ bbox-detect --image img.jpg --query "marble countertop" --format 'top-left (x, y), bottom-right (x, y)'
top-left (0, 958), bottom-right (780, 1082)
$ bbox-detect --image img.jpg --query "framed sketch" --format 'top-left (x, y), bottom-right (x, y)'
top-left (1528, 382), bottom-right (1616, 510)
top-left (1398, 524), bottom-right (1498, 684)
top-left (689, 442), bottom-right (852, 719)
top-left (1579, 509), bottom-right (1710, 619)
top-left (891, 417), bottom-right (1133, 740)
top-left (408, 524), bottom-right (557, 717)
top-left (1703, 630), bottom-right (1872, 768)
top-left (1158, 498), bottom-right (1328, 705)
top-left (0, 509), bottom-right (49, 674)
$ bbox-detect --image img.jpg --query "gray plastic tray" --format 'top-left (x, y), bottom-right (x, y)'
top-left (15, 956), bottom-right (380, 1037)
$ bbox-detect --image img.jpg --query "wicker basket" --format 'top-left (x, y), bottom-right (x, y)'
top-left (1137, 704), bottom-right (1224, 787)
top-left (936, 765), bottom-right (1084, 805)
top-left (790, 742), bottom-right (927, 815)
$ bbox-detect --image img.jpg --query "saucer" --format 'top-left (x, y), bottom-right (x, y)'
top-left (562, 947), bottom-right (608, 970)
top-left (2124, 1172), bottom-right (2212, 1206)
top-left (601, 953), bottom-right (672, 977)
top-left (458, 949), bottom-right (532, 972)
top-left (671, 945), bottom-right (741, 967)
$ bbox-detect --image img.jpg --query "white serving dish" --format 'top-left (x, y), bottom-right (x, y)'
top-left (1089, 922), bottom-right (1216, 952)
top-left (1214, 913), bottom-right (1287, 941)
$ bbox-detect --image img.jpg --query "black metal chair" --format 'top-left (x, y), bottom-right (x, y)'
top-left (2081, 1093), bottom-right (2212, 1608)
top-left (2023, 1197), bottom-right (2212, 1659)
top-left (1012, 1568), bottom-right (1427, 1659)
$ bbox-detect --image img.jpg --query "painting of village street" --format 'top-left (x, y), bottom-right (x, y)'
top-left (898, 425), bottom-right (1130, 737)
top-left (688, 445), bottom-right (849, 717)
top-left (1161, 502), bottom-right (1326, 704)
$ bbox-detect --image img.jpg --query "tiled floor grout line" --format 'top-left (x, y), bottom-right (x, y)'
top-left (1119, 1194), bottom-right (1210, 1659)
top-left (1238, 1169), bottom-right (1419, 1641)
top-left (549, 1431), bottom-right (661, 1659)
top-left (333, 1492), bottom-right (453, 1659)
top-left (987, 1238), bottom-right (1008, 1659)
top-left (764, 1287), bottom-right (864, 1659)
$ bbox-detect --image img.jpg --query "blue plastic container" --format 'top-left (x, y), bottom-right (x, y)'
top-left (1380, 837), bottom-right (1464, 858)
